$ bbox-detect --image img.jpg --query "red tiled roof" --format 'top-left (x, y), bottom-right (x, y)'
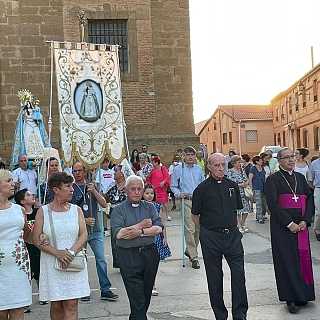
top-left (219, 105), bottom-right (272, 121)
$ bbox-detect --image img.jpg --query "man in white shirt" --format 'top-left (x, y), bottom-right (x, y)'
top-left (12, 154), bottom-right (38, 195)
top-left (95, 156), bottom-right (115, 237)
top-left (95, 157), bottom-right (114, 193)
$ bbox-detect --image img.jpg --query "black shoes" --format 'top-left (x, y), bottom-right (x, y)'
top-left (171, 205), bottom-right (176, 211)
top-left (295, 301), bottom-right (308, 306)
top-left (184, 251), bottom-right (191, 261)
top-left (287, 302), bottom-right (299, 313)
top-left (101, 290), bottom-right (119, 301)
top-left (191, 260), bottom-right (200, 269)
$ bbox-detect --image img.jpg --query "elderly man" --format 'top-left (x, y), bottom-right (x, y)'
top-left (196, 150), bottom-right (206, 175)
top-left (12, 154), bottom-right (37, 196)
top-left (191, 153), bottom-right (248, 320)
top-left (70, 162), bottom-right (119, 302)
top-left (111, 175), bottom-right (163, 320)
top-left (266, 148), bottom-right (315, 314)
top-left (171, 146), bottom-right (205, 269)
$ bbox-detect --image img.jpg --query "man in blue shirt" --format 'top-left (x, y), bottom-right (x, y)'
top-left (171, 146), bottom-right (205, 269)
top-left (70, 162), bottom-right (119, 302)
top-left (308, 156), bottom-right (320, 240)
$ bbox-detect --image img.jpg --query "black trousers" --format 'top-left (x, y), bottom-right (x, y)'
top-left (117, 245), bottom-right (160, 320)
top-left (200, 226), bottom-right (248, 320)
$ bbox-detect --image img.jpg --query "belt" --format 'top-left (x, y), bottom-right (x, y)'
top-left (212, 227), bottom-right (235, 234)
top-left (184, 196), bottom-right (192, 200)
top-left (118, 243), bottom-right (156, 252)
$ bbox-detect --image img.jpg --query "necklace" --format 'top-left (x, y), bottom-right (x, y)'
top-left (74, 183), bottom-right (88, 211)
top-left (279, 171), bottom-right (299, 202)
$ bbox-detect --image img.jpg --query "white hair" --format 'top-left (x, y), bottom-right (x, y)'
top-left (125, 175), bottom-right (144, 188)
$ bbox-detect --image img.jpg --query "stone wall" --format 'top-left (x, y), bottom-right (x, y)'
top-left (0, 0), bottom-right (198, 167)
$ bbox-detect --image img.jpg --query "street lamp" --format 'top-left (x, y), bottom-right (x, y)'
top-left (297, 81), bottom-right (310, 100)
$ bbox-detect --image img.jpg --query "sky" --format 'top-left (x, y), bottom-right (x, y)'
top-left (189, 0), bottom-right (320, 124)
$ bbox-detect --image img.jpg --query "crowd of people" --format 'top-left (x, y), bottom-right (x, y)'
top-left (0, 143), bottom-right (319, 319)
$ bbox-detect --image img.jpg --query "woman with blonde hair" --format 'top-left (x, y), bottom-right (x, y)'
top-left (0, 170), bottom-right (34, 319)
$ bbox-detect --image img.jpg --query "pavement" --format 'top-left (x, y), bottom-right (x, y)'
top-left (26, 200), bottom-right (320, 320)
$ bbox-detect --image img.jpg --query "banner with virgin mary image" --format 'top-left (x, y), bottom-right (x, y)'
top-left (53, 42), bottom-right (125, 168)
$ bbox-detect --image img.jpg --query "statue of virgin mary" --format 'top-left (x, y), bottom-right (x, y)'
top-left (11, 90), bottom-right (51, 166)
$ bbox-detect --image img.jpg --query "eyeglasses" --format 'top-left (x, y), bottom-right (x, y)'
top-left (279, 155), bottom-right (295, 160)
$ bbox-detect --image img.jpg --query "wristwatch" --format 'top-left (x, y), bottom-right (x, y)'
top-left (140, 229), bottom-right (144, 237)
top-left (67, 249), bottom-right (76, 257)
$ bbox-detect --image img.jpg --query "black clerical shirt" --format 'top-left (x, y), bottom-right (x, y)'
top-left (192, 176), bottom-right (243, 229)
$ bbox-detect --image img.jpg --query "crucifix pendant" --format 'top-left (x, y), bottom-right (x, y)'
top-left (292, 194), bottom-right (299, 202)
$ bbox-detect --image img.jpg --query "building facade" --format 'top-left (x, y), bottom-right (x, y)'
top-left (0, 0), bottom-right (198, 166)
top-left (198, 105), bottom-right (274, 157)
top-left (271, 64), bottom-right (320, 160)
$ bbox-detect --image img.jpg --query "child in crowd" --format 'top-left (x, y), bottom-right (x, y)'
top-left (14, 188), bottom-right (48, 312)
top-left (143, 184), bottom-right (171, 296)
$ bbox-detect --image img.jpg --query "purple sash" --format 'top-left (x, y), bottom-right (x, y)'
top-left (278, 194), bottom-right (314, 285)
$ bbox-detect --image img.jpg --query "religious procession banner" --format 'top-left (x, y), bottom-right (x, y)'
top-left (53, 42), bottom-right (125, 168)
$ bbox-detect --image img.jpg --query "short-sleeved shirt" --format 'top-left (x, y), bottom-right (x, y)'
top-left (12, 168), bottom-right (37, 195)
top-left (95, 168), bottom-right (114, 193)
top-left (308, 158), bottom-right (320, 187)
top-left (249, 166), bottom-right (266, 190)
top-left (111, 200), bottom-right (163, 248)
top-left (70, 183), bottom-right (101, 233)
top-left (192, 176), bottom-right (242, 229)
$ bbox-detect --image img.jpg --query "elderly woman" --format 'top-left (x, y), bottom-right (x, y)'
top-left (0, 170), bottom-right (35, 319)
top-left (248, 155), bottom-right (266, 224)
top-left (33, 172), bottom-right (90, 320)
top-left (105, 161), bottom-right (133, 268)
top-left (227, 155), bottom-right (252, 233)
top-left (148, 156), bottom-right (171, 221)
top-left (138, 153), bottom-right (153, 181)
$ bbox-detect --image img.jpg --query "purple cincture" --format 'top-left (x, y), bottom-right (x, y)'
top-left (278, 194), bottom-right (314, 285)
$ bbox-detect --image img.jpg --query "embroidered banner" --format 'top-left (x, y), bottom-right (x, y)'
top-left (53, 42), bottom-right (125, 168)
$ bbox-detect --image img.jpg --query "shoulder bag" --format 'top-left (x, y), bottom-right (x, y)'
top-left (241, 170), bottom-right (253, 199)
top-left (47, 205), bottom-right (86, 272)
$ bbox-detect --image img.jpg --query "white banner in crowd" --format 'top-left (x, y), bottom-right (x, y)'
top-left (53, 42), bottom-right (124, 168)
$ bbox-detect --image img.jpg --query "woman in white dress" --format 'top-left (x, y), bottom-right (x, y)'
top-left (294, 147), bottom-right (309, 180)
top-left (33, 172), bottom-right (90, 320)
top-left (0, 170), bottom-right (34, 319)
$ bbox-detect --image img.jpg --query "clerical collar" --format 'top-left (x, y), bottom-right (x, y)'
top-left (280, 166), bottom-right (293, 175)
top-left (132, 203), bottom-right (140, 207)
top-left (211, 175), bottom-right (223, 183)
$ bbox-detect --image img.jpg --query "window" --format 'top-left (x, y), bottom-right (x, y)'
top-left (229, 132), bottom-right (232, 143)
top-left (303, 129), bottom-right (308, 148)
top-left (274, 133), bottom-right (277, 145)
top-left (283, 131), bottom-right (286, 147)
top-left (303, 101), bottom-right (306, 108)
top-left (223, 133), bottom-right (227, 144)
top-left (214, 123), bottom-right (217, 130)
top-left (314, 127), bottom-right (319, 151)
top-left (246, 130), bottom-right (257, 142)
top-left (289, 105), bottom-right (292, 115)
top-left (313, 79), bottom-right (318, 102)
top-left (296, 128), bottom-right (301, 148)
top-left (88, 20), bottom-right (129, 73)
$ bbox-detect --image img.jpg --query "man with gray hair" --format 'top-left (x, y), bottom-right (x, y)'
top-left (111, 175), bottom-right (163, 320)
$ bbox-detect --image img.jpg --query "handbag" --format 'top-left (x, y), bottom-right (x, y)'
top-left (244, 185), bottom-right (253, 198)
top-left (47, 205), bottom-right (86, 272)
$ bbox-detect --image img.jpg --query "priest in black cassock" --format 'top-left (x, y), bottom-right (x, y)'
top-left (265, 148), bottom-right (315, 314)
